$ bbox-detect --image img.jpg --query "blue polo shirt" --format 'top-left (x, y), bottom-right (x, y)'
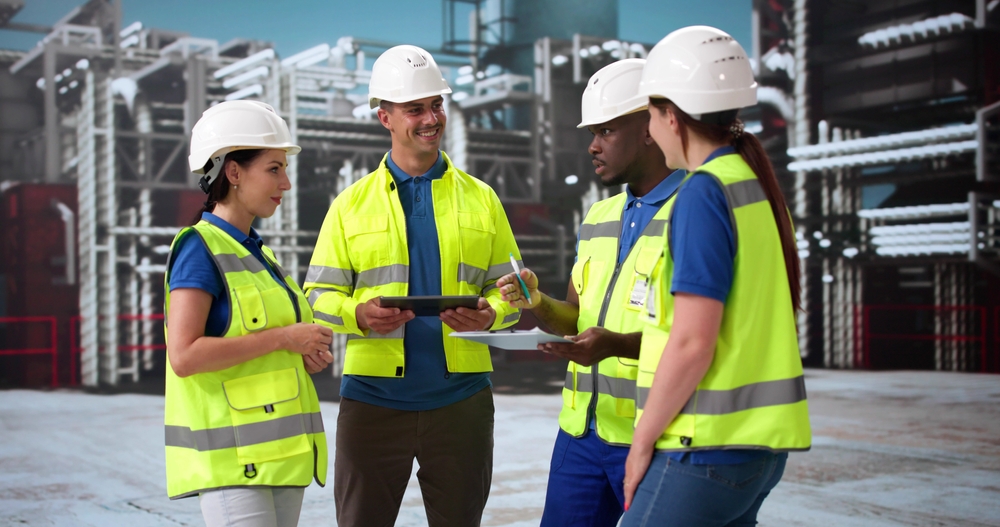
top-left (617, 169), bottom-right (687, 264)
top-left (339, 151), bottom-right (491, 411)
top-left (167, 212), bottom-right (294, 336)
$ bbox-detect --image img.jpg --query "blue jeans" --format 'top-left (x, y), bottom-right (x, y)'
top-left (621, 451), bottom-right (787, 527)
top-left (540, 429), bottom-right (628, 527)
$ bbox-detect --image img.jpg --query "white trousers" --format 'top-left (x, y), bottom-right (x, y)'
top-left (199, 487), bottom-right (305, 527)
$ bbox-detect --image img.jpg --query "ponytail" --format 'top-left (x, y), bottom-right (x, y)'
top-left (733, 131), bottom-right (801, 312)
top-left (190, 148), bottom-right (266, 225)
top-left (649, 98), bottom-right (801, 312)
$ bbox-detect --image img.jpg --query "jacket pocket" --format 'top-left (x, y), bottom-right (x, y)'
top-left (222, 368), bottom-right (312, 465)
top-left (457, 212), bottom-right (495, 270)
top-left (345, 214), bottom-right (390, 270)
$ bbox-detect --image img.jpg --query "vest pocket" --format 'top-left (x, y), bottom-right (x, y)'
top-left (614, 360), bottom-right (639, 417)
top-left (222, 368), bottom-right (312, 465)
top-left (233, 285), bottom-right (268, 332)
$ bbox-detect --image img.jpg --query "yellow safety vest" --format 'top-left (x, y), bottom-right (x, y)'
top-left (637, 153), bottom-right (811, 452)
top-left (304, 152), bottom-right (522, 377)
top-left (163, 221), bottom-right (328, 499)
top-left (560, 192), bottom-right (675, 445)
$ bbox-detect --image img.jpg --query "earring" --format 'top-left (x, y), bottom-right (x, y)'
top-left (233, 185), bottom-right (238, 189)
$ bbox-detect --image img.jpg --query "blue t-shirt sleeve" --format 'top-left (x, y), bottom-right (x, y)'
top-left (168, 233), bottom-right (224, 299)
top-left (668, 173), bottom-right (736, 303)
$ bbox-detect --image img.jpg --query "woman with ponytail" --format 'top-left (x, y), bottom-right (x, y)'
top-left (620, 27), bottom-right (811, 526)
top-left (164, 100), bottom-right (333, 526)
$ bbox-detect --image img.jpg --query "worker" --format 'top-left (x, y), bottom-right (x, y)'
top-left (496, 58), bottom-right (685, 526)
top-left (618, 26), bottom-right (812, 526)
top-left (163, 100), bottom-right (332, 526)
top-left (304, 45), bottom-right (523, 526)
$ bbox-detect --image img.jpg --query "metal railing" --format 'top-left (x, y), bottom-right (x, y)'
top-left (0, 316), bottom-right (59, 387)
top-left (862, 305), bottom-right (987, 372)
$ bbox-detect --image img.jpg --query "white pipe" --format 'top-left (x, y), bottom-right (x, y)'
top-left (52, 200), bottom-right (76, 286)
top-left (214, 48), bottom-right (275, 79)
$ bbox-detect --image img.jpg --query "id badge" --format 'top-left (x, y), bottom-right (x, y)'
top-left (627, 276), bottom-right (647, 311)
top-left (644, 286), bottom-right (657, 322)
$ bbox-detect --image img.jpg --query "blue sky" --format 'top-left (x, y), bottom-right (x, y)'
top-left (1, 1), bottom-right (751, 58)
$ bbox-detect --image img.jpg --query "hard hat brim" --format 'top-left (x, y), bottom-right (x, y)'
top-left (369, 87), bottom-right (454, 109)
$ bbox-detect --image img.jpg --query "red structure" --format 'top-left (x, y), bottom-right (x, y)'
top-left (0, 184), bottom-right (79, 386)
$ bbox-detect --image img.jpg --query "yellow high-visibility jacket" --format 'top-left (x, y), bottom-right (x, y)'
top-left (304, 152), bottom-right (522, 377)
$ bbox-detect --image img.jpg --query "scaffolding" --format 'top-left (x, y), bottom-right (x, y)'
top-left (758, 0), bottom-right (1000, 372)
top-left (3, 0), bottom-right (656, 385)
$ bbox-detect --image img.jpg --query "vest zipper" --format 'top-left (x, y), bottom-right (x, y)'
top-left (262, 252), bottom-right (302, 323)
top-left (587, 207), bottom-right (627, 433)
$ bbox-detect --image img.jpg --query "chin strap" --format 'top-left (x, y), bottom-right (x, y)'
top-left (197, 154), bottom-right (225, 193)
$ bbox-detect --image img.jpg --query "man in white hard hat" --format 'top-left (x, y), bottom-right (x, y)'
top-left (304, 45), bottom-right (523, 526)
top-left (495, 59), bottom-right (685, 527)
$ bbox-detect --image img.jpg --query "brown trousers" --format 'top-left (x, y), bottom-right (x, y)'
top-left (334, 387), bottom-right (494, 527)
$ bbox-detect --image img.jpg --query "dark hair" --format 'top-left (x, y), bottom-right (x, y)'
top-left (649, 97), bottom-right (801, 312)
top-left (191, 149), bottom-right (266, 224)
top-left (378, 100), bottom-right (395, 112)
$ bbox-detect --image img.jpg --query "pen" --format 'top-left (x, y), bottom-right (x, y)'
top-left (509, 252), bottom-right (532, 301)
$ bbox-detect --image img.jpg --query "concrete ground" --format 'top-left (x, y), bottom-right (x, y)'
top-left (1, 368), bottom-right (998, 526)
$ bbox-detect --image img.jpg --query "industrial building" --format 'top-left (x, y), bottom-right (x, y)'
top-left (0, 0), bottom-right (998, 389)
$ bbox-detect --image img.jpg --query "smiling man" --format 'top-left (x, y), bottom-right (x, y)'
top-left (496, 59), bottom-right (684, 527)
top-left (304, 45), bottom-right (522, 527)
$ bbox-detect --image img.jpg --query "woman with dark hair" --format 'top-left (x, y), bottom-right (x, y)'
top-left (163, 100), bottom-right (332, 527)
top-left (620, 26), bottom-right (811, 526)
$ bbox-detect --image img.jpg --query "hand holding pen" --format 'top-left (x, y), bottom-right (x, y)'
top-left (496, 254), bottom-right (542, 308)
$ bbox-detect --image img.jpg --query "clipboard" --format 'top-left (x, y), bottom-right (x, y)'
top-left (378, 295), bottom-right (480, 317)
top-left (451, 327), bottom-right (572, 350)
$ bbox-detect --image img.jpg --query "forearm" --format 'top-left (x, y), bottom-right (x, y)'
top-left (632, 336), bottom-right (715, 448)
top-left (169, 327), bottom-right (287, 377)
top-left (614, 332), bottom-right (642, 360)
top-left (532, 293), bottom-right (581, 336)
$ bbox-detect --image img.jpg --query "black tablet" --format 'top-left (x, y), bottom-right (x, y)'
top-left (378, 295), bottom-right (480, 317)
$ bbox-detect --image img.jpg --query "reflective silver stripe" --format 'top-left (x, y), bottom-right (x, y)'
top-left (482, 283), bottom-right (499, 294)
top-left (725, 179), bottom-right (768, 209)
top-left (639, 219), bottom-right (668, 238)
top-left (564, 371), bottom-right (635, 401)
top-left (355, 264), bottom-right (408, 289)
top-left (347, 326), bottom-right (405, 341)
top-left (313, 311), bottom-right (344, 326)
top-left (500, 311), bottom-right (520, 325)
top-left (308, 288), bottom-right (340, 308)
top-left (457, 263), bottom-right (487, 287)
top-left (165, 412), bottom-right (324, 452)
top-left (564, 370), bottom-right (595, 392)
top-left (486, 261), bottom-right (519, 282)
top-left (305, 265), bottom-right (354, 287)
top-left (579, 221), bottom-right (622, 241)
top-left (214, 253), bottom-right (268, 275)
top-left (636, 375), bottom-right (807, 414)
top-left (598, 374), bottom-right (637, 401)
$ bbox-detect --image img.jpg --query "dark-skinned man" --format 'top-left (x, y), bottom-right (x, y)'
top-left (497, 59), bottom-right (685, 527)
top-left (305, 45), bottom-right (523, 527)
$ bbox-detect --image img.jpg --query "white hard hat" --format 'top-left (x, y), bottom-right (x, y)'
top-left (188, 100), bottom-right (300, 193)
top-left (578, 58), bottom-right (648, 128)
top-left (638, 26), bottom-right (757, 118)
top-left (368, 45), bottom-right (452, 109)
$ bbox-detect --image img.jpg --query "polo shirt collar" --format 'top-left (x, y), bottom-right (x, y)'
top-left (625, 168), bottom-right (688, 208)
top-left (386, 150), bottom-right (445, 184)
top-left (202, 212), bottom-right (263, 248)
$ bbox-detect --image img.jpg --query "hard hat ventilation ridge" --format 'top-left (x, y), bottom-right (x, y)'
top-left (701, 36), bottom-right (734, 44)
